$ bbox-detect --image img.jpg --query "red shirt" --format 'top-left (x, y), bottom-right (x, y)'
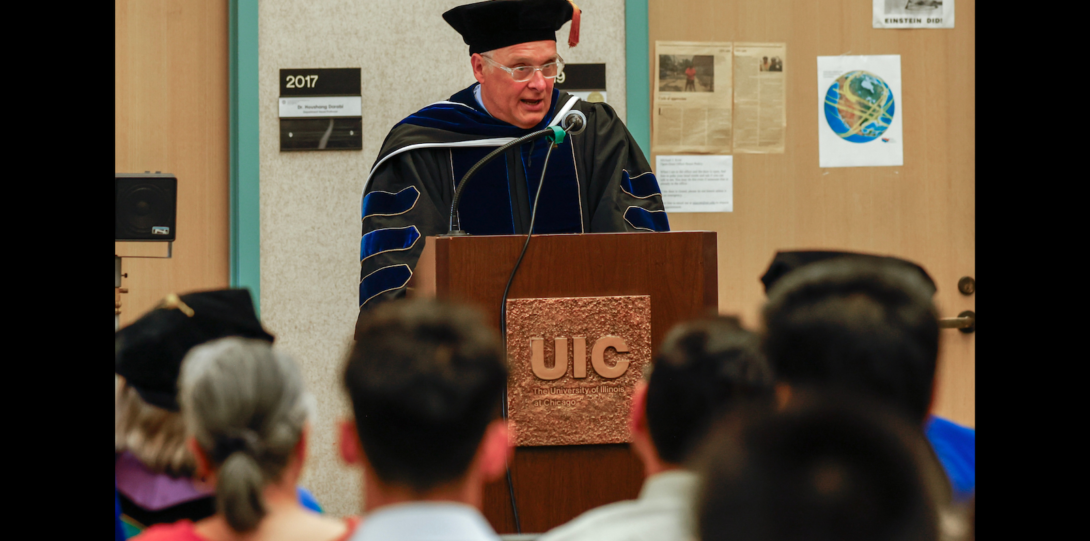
top-left (133, 517), bottom-right (362, 541)
top-left (685, 67), bottom-right (696, 80)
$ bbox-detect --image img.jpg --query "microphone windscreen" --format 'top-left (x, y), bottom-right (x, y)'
top-left (563, 110), bottom-right (587, 135)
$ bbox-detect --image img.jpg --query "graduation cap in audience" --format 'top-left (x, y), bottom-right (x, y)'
top-left (759, 250), bottom-right (937, 297)
top-left (443, 0), bottom-right (582, 55)
top-left (114, 289), bottom-right (274, 411)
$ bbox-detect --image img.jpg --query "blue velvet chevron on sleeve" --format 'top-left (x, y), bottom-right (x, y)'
top-left (362, 186), bottom-right (420, 222)
top-left (620, 170), bottom-right (663, 199)
top-left (359, 264), bottom-right (413, 308)
top-left (360, 226), bottom-right (421, 263)
top-left (623, 206), bottom-right (670, 232)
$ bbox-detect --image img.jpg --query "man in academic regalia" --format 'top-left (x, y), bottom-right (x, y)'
top-left (357, 0), bottom-right (670, 334)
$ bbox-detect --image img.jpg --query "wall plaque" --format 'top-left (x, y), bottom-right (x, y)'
top-left (278, 68), bottom-right (362, 151)
top-left (553, 63), bottom-right (607, 103)
top-left (505, 295), bottom-right (651, 447)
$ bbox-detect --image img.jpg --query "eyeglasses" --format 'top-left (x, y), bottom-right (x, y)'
top-left (481, 54), bottom-right (565, 83)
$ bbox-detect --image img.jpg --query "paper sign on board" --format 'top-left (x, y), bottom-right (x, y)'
top-left (655, 155), bottom-right (733, 213)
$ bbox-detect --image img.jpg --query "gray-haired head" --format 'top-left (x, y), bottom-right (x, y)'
top-left (178, 337), bottom-right (315, 533)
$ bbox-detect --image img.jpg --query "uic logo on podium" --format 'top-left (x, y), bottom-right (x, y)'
top-left (505, 295), bottom-right (651, 447)
top-left (530, 336), bottom-right (630, 380)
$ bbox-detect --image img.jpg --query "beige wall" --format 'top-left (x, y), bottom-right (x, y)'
top-left (257, 0), bottom-right (629, 517)
top-left (115, 0), bottom-right (230, 326)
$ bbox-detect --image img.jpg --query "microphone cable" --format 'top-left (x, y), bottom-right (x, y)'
top-left (498, 140), bottom-right (557, 534)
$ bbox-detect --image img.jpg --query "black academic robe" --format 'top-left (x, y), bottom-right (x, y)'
top-left (357, 84), bottom-right (669, 327)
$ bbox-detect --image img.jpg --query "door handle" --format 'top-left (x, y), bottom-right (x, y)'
top-left (938, 310), bottom-right (975, 334)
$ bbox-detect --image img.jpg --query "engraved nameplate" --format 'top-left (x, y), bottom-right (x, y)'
top-left (505, 295), bottom-right (651, 446)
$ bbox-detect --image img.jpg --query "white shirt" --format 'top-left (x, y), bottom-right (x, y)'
top-left (536, 470), bottom-right (700, 541)
top-left (347, 501), bottom-right (501, 541)
top-left (473, 84), bottom-right (493, 117)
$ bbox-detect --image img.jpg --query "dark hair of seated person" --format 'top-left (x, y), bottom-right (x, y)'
top-left (646, 315), bottom-right (775, 464)
top-left (761, 258), bottom-right (939, 424)
top-left (692, 393), bottom-right (947, 541)
top-left (344, 298), bottom-right (508, 493)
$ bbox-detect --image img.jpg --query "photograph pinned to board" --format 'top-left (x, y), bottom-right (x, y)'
top-left (733, 43), bottom-right (787, 154)
top-left (653, 41), bottom-right (733, 154)
top-left (817, 55), bottom-right (903, 168)
top-left (873, 0), bottom-right (954, 29)
top-left (654, 155), bottom-right (733, 213)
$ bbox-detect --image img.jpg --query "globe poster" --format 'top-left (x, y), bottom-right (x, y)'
top-left (817, 55), bottom-right (903, 168)
top-left (824, 71), bottom-right (895, 143)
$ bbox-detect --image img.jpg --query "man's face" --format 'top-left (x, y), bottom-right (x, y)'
top-left (473, 40), bottom-right (557, 129)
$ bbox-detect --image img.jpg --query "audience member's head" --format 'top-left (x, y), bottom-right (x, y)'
top-left (630, 316), bottom-right (775, 475)
top-left (694, 393), bottom-right (946, 541)
top-left (341, 299), bottom-right (509, 506)
top-left (761, 256), bottom-right (939, 424)
top-left (115, 289), bottom-right (274, 477)
top-left (759, 250), bottom-right (936, 297)
top-left (178, 337), bottom-right (314, 533)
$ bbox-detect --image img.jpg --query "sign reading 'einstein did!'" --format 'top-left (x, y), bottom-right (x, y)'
top-left (505, 296), bottom-right (651, 447)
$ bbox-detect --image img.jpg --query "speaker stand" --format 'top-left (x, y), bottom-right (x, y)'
top-left (115, 241), bottom-right (173, 331)
top-left (114, 256), bottom-right (121, 331)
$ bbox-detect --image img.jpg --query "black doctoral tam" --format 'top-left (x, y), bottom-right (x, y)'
top-left (443, 0), bottom-right (578, 54)
top-left (115, 288), bottom-right (274, 411)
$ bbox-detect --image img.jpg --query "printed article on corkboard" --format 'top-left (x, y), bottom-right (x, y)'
top-left (653, 41), bottom-right (733, 154)
top-left (652, 41), bottom-right (787, 155)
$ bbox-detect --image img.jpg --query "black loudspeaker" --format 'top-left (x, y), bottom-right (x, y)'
top-left (115, 173), bottom-right (177, 241)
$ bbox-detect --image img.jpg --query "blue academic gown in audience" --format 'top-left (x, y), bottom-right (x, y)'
top-left (925, 415), bottom-right (975, 502)
top-left (116, 483), bottom-right (127, 541)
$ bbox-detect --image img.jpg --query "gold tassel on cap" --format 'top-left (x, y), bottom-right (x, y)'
top-left (158, 293), bottom-right (195, 317)
top-left (568, 1), bottom-right (581, 48)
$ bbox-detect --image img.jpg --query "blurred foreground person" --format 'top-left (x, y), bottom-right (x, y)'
top-left (341, 299), bottom-right (510, 541)
top-left (761, 252), bottom-right (974, 501)
top-left (539, 316), bottom-right (775, 541)
top-left (134, 338), bottom-right (356, 541)
top-left (115, 290), bottom-right (280, 536)
top-left (694, 395), bottom-right (948, 541)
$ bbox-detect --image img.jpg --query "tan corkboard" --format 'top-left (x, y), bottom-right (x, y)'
top-left (648, 0), bottom-right (975, 427)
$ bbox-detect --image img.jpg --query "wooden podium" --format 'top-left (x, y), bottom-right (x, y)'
top-left (410, 231), bottom-right (718, 534)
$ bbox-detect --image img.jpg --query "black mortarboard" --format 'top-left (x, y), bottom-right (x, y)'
top-left (114, 288), bottom-right (274, 411)
top-left (759, 250), bottom-right (937, 296)
top-left (443, 0), bottom-right (581, 56)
